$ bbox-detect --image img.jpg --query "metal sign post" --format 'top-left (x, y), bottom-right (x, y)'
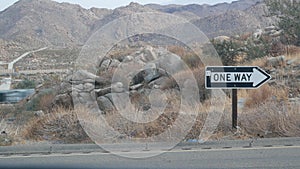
top-left (232, 89), bottom-right (238, 129)
top-left (205, 66), bottom-right (271, 129)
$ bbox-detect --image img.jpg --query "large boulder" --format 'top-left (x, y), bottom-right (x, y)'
top-left (97, 96), bottom-right (115, 112)
top-left (155, 48), bottom-right (186, 74)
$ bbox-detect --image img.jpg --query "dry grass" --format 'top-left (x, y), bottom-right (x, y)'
top-left (108, 46), bottom-right (138, 61)
top-left (245, 57), bottom-right (268, 67)
top-left (105, 111), bottom-right (179, 139)
top-left (286, 45), bottom-right (300, 57)
top-left (208, 86), bottom-right (298, 139)
top-left (167, 45), bottom-right (203, 68)
top-left (22, 107), bottom-right (92, 144)
top-left (243, 45), bottom-right (299, 67)
top-left (240, 100), bottom-right (300, 137)
top-left (103, 89), bottom-right (181, 139)
top-left (237, 89), bottom-right (248, 98)
top-left (184, 100), bottom-right (210, 140)
top-left (0, 135), bottom-right (13, 146)
top-left (167, 46), bottom-right (187, 58)
top-left (161, 66), bottom-right (209, 101)
top-left (94, 87), bottom-right (211, 141)
top-left (104, 109), bottom-right (210, 142)
top-left (38, 92), bottom-right (56, 112)
top-left (244, 85), bottom-right (273, 108)
top-left (285, 50), bottom-right (300, 65)
top-left (96, 67), bottom-right (116, 88)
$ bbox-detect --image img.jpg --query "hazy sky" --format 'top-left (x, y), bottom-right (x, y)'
top-left (1, 0), bottom-right (235, 11)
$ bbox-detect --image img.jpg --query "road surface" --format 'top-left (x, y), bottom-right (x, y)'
top-left (0, 47), bottom-right (47, 90)
top-left (1, 137), bottom-right (300, 169)
top-left (18, 69), bottom-right (69, 75)
top-left (7, 47), bottom-right (48, 70)
top-left (0, 145), bottom-right (299, 169)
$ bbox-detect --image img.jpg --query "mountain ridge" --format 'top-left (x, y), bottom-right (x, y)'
top-left (0, 0), bottom-right (273, 50)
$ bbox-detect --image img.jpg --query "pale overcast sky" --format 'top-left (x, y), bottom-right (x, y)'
top-left (1, 0), bottom-right (235, 11)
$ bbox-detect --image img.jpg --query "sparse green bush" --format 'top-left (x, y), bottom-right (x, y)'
top-left (15, 79), bottom-right (36, 89)
top-left (212, 36), bottom-right (272, 64)
top-left (211, 40), bottom-right (242, 66)
top-left (244, 37), bottom-right (271, 60)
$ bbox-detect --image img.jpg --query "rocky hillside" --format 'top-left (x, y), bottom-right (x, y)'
top-left (0, 0), bottom-right (112, 48)
top-left (146, 0), bottom-right (263, 18)
top-left (193, 10), bottom-right (261, 38)
top-left (0, 0), bottom-right (274, 50)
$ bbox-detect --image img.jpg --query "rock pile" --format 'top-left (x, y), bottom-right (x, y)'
top-left (266, 55), bottom-right (300, 99)
top-left (253, 26), bottom-right (283, 40)
top-left (54, 46), bottom-right (207, 114)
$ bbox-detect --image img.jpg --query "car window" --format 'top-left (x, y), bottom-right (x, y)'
top-left (0, 0), bottom-right (299, 168)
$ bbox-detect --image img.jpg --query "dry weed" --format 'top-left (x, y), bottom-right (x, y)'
top-left (22, 107), bottom-right (91, 144)
top-left (244, 85), bottom-right (273, 108)
top-left (240, 100), bottom-right (300, 137)
top-left (38, 92), bottom-right (56, 112)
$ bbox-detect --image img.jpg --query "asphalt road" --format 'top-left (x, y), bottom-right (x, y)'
top-left (1, 139), bottom-right (300, 169)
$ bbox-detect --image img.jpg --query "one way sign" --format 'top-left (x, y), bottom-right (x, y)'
top-left (205, 66), bottom-right (271, 89)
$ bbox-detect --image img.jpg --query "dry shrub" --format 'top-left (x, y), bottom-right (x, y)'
top-left (244, 84), bottom-right (288, 108)
top-left (286, 45), bottom-right (300, 56)
top-left (184, 113), bottom-right (208, 140)
top-left (244, 57), bottom-right (268, 67)
top-left (105, 110), bottom-right (179, 139)
top-left (184, 101), bottom-right (210, 140)
top-left (167, 45), bottom-right (186, 57)
top-left (22, 107), bottom-right (92, 144)
top-left (273, 87), bottom-right (289, 101)
top-left (240, 100), bottom-right (300, 137)
top-left (167, 45), bottom-right (203, 68)
top-left (244, 85), bottom-right (272, 108)
top-left (161, 67), bottom-right (209, 101)
top-left (100, 88), bottom-right (209, 141)
top-left (108, 47), bottom-right (138, 61)
top-left (38, 92), bottom-right (56, 112)
top-left (96, 67), bottom-right (115, 87)
top-left (104, 103), bottom-right (208, 141)
top-left (238, 89), bottom-right (248, 98)
top-left (205, 97), bottom-right (251, 140)
top-left (239, 32), bottom-right (252, 41)
top-left (285, 46), bottom-right (300, 65)
top-left (104, 89), bottom-right (181, 139)
top-left (0, 135), bottom-right (13, 146)
top-left (269, 41), bottom-right (286, 57)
